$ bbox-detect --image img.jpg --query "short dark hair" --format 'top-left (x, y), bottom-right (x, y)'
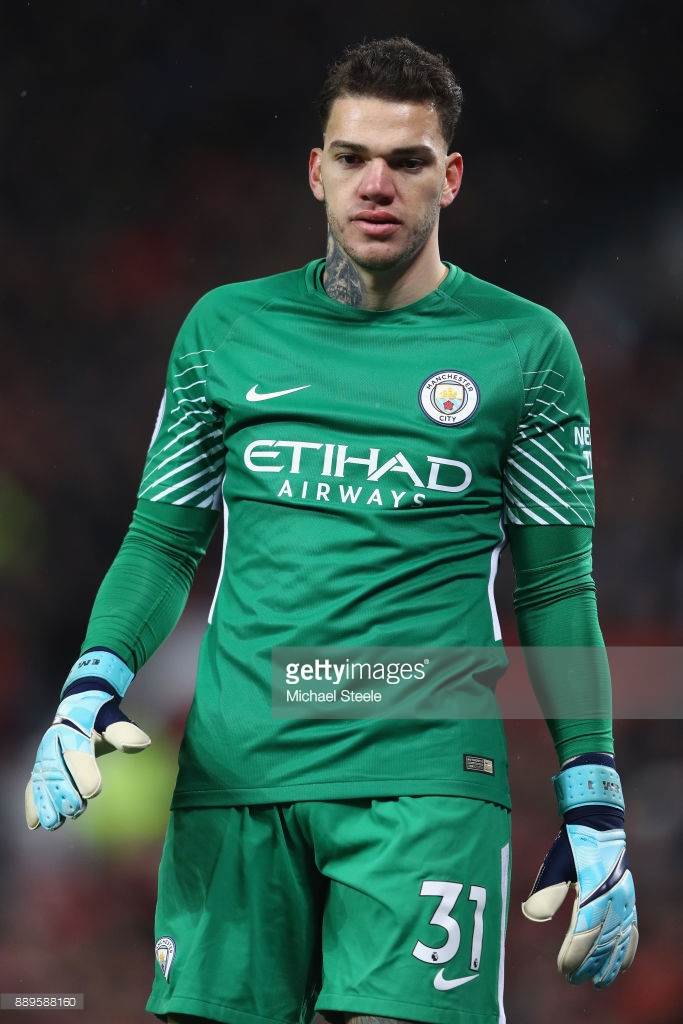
top-left (318, 37), bottom-right (463, 149)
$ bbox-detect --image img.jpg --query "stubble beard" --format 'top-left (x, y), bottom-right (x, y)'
top-left (326, 196), bottom-right (442, 274)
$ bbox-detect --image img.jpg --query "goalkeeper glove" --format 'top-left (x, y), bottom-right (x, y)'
top-left (522, 753), bottom-right (638, 987)
top-left (25, 650), bottom-right (150, 831)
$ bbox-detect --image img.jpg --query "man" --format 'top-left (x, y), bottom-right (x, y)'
top-left (27, 37), bottom-right (637, 1024)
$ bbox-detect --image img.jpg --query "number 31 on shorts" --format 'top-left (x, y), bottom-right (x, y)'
top-left (412, 880), bottom-right (487, 989)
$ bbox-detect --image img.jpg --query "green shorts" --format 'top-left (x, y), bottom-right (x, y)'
top-left (147, 796), bottom-right (511, 1024)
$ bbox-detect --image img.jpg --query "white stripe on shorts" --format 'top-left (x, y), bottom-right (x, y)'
top-left (498, 842), bottom-right (510, 1023)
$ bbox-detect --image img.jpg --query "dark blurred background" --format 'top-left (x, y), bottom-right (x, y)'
top-left (1, 1), bottom-right (681, 1022)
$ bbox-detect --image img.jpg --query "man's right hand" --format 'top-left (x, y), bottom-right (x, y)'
top-left (25, 652), bottom-right (150, 831)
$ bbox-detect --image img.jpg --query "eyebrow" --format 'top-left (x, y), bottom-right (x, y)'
top-left (328, 140), bottom-right (436, 158)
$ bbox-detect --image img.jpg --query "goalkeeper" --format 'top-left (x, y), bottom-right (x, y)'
top-left (26, 35), bottom-right (637, 1024)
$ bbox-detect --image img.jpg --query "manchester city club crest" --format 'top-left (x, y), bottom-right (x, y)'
top-left (418, 370), bottom-right (479, 426)
top-left (155, 936), bottom-right (176, 982)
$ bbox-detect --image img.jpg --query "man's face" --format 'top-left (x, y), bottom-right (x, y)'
top-left (309, 95), bottom-right (462, 272)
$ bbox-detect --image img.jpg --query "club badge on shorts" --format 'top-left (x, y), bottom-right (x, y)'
top-left (418, 370), bottom-right (479, 427)
top-left (155, 936), bottom-right (176, 981)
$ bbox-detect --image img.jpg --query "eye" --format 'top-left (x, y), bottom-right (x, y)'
top-left (337, 153), bottom-right (362, 166)
top-left (400, 158), bottom-right (424, 171)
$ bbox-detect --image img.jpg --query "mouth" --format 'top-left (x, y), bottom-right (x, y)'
top-left (352, 212), bottom-right (401, 238)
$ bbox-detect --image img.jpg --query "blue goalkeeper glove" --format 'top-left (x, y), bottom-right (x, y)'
top-left (522, 753), bottom-right (638, 987)
top-left (25, 650), bottom-right (151, 831)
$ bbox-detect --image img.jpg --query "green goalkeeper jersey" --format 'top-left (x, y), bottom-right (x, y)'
top-left (138, 258), bottom-right (595, 809)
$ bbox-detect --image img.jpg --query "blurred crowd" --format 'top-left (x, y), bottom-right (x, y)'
top-left (1, 2), bottom-right (681, 1021)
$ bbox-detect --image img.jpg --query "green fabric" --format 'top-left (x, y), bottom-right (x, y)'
top-left (78, 258), bottom-right (603, 808)
top-left (80, 499), bottom-right (217, 672)
top-left (508, 524), bottom-right (614, 764)
top-left (133, 258), bottom-right (596, 808)
top-left (147, 796), bottom-right (510, 1024)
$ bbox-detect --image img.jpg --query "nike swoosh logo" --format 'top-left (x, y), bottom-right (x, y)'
top-left (434, 969), bottom-right (479, 990)
top-left (245, 385), bottom-right (311, 402)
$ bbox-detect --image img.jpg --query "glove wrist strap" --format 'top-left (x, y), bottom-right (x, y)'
top-left (553, 763), bottom-right (625, 814)
top-left (62, 650), bottom-right (134, 700)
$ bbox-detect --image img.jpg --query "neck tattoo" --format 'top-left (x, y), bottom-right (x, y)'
top-left (323, 230), bottom-right (364, 307)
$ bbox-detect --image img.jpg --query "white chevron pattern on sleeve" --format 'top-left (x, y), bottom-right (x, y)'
top-left (503, 369), bottom-right (595, 526)
top-left (139, 348), bottom-right (225, 508)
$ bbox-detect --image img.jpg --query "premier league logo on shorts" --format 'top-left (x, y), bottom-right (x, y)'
top-left (418, 370), bottom-right (479, 427)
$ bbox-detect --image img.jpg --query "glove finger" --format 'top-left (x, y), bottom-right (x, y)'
top-left (594, 869), bottom-right (637, 987)
top-left (592, 895), bottom-right (638, 988)
top-left (560, 925), bottom-right (604, 983)
top-left (593, 927), bottom-right (633, 988)
top-left (99, 719), bottom-right (151, 753)
top-left (563, 873), bottom-right (637, 986)
top-left (25, 778), bottom-right (40, 830)
top-left (44, 764), bottom-right (87, 819)
top-left (62, 748), bottom-right (102, 800)
top-left (622, 922), bottom-right (639, 972)
top-left (523, 825), bottom-right (575, 923)
top-left (557, 887), bottom-right (603, 981)
top-left (522, 881), bottom-right (571, 922)
top-left (30, 775), bottom-right (65, 831)
top-left (38, 734), bottom-right (92, 815)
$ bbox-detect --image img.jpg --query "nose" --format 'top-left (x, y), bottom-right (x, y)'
top-left (358, 158), bottom-right (395, 204)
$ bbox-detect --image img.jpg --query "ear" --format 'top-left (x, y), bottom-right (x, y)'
top-left (309, 148), bottom-right (325, 202)
top-left (440, 152), bottom-right (463, 209)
